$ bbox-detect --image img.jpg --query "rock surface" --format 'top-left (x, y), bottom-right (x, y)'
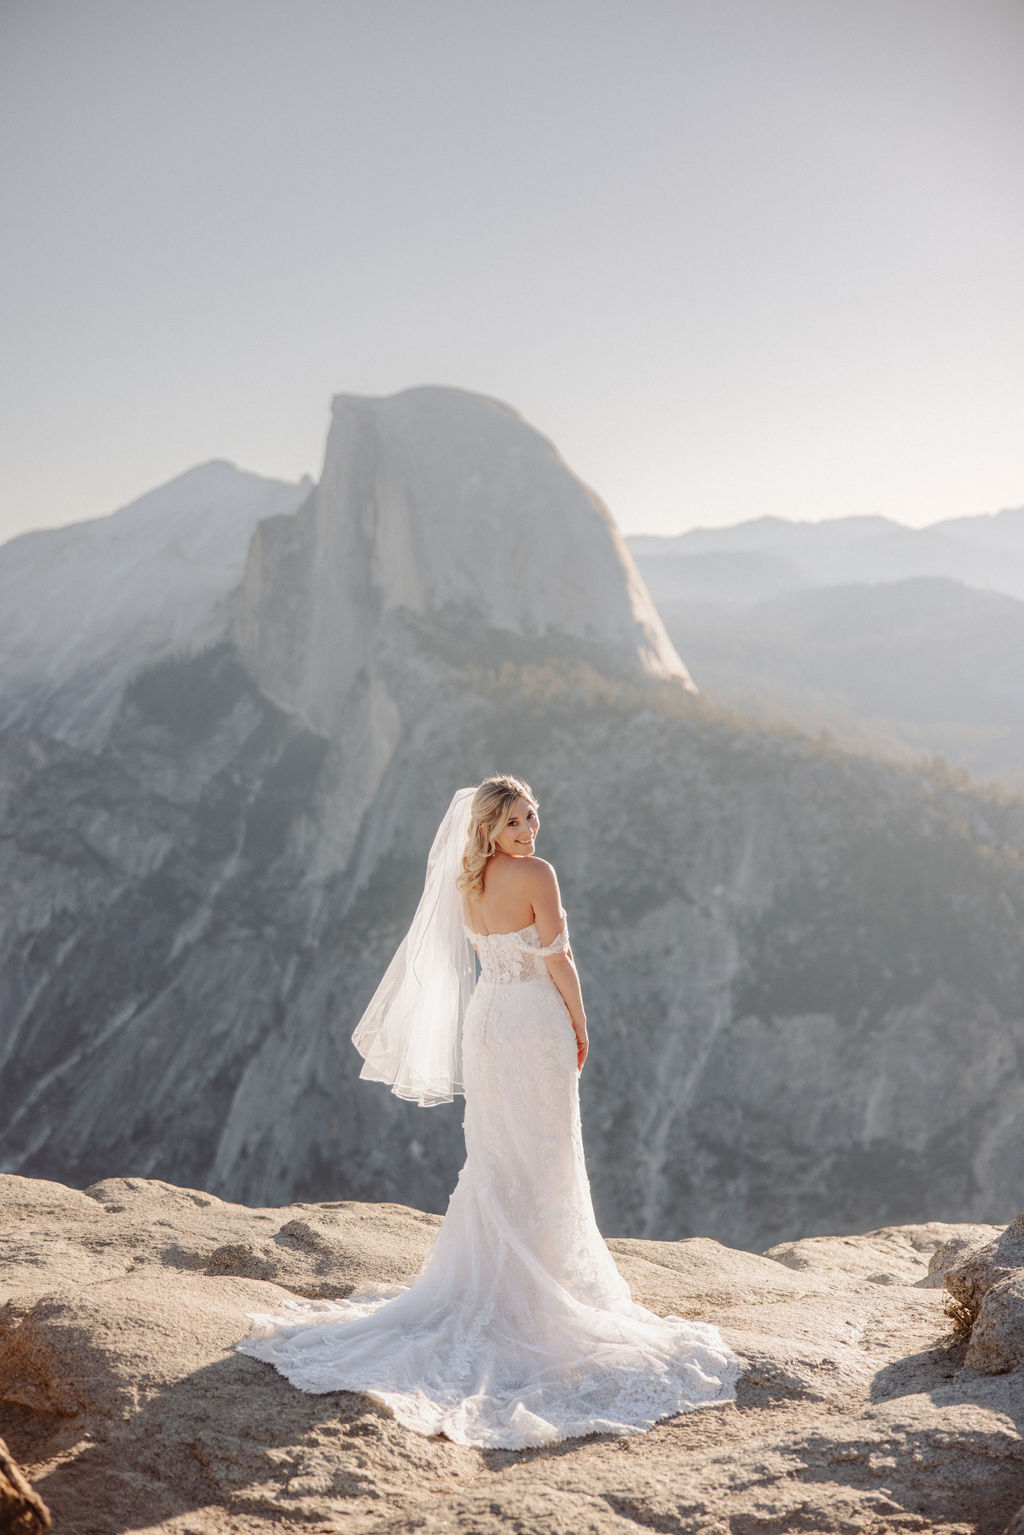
top-left (1, 1173), bottom-right (1022, 1535)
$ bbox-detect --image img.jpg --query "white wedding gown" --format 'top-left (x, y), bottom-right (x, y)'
top-left (236, 919), bottom-right (740, 1448)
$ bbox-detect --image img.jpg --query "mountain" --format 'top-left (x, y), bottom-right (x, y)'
top-left (230, 387), bottom-right (691, 740)
top-left (652, 577), bottom-right (1024, 786)
top-left (2, 389), bottom-right (1023, 1252)
top-left (629, 504), bottom-right (1024, 606)
top-left (0, 460), bottom-right (312, 748)
top-left (628, 504), bottom-right (1024, 786)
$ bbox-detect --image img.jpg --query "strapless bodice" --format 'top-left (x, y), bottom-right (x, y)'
top-left (465, 919), bottom-right (570, 985)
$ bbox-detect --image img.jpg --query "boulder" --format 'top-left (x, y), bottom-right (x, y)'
top-left (939, 1213), bottom-right (1024, 1373)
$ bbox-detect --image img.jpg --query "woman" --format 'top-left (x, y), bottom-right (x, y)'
top-left (236, 776), bottom-right (740, 1448)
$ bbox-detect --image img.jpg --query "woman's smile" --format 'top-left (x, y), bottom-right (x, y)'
top-left (493, 797), bottom-right (540, 857)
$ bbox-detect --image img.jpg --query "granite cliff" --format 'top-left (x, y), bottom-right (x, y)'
top-left (231, 388), bottom-right (689, 742)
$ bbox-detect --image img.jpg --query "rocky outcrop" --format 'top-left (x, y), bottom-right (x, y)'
top-left (938, 1215), bottom-right (1024, 1374)
top-left (2, 1173), bottom-right (1023, 1534)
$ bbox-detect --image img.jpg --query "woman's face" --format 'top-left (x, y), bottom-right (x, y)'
top-left (492, 796), bottom-right (539, 858)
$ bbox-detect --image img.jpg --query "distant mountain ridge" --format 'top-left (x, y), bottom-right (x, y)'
top-left (629, 504), bottom-right (1024, 604)
top-left (628, 501), bottom-right (1024, 786)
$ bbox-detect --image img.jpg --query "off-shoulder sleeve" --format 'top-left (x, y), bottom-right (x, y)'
top-left (534, 913), bottom-right (570, 957)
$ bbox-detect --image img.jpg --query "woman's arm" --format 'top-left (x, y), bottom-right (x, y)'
top-left (546, 951), bottom-right (589, 1071)
top-left (526, 860), bottom-right (589, 1070)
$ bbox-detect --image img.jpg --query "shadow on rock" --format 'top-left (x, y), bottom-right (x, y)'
top-left (29, 1352), bottom-right (397, 1532)
top-left (759, 1422), bottom-right (1024, 1535)
top-left (868, 1335), bottom-right (970, 1406)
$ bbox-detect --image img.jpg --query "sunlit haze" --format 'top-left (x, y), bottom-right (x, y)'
top-left (2, 0), bottom-right (1022, 544)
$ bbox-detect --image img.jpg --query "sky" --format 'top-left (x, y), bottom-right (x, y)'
top-left (2, 0), bottom-right (1023, 545)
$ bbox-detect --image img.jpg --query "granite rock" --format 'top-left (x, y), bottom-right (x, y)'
top-left (2, 1173), bottom-right (1023, 1535)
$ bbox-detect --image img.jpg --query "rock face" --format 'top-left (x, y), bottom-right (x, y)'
top-left (0, 461), bottom-right (310, 748)
top-left (230, 387), bottom-right (691, 737)
top-left (2, 662), bottom-right (1024, 1250)
top-left (2, 1172), bottom-right (1023, 1535)
top-left (1, 387), bottom-right (1024, 1251)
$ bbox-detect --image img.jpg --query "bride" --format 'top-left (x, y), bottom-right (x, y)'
top-left (236, 776), bottom-right (740, 1448)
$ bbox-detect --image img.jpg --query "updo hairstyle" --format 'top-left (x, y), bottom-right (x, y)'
top-left (457, 775), bottom-right (537, 901)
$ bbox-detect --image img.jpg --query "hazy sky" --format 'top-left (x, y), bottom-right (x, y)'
top-left (2, 0), bottom-right (1022, 544)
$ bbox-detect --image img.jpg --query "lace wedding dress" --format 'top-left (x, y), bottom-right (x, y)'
top-left (236, 917), bottom-right (740, 1448)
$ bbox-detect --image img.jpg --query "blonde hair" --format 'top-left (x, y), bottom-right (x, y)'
top-left (457, 775), bottom-right (537, 901)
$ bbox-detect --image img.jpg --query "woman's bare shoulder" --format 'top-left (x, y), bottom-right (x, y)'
top-left (516, 856), bottom-right (560, 895)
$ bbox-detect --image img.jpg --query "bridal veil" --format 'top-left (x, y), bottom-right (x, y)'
top-left (351, 785), bottom-right (477, 1107)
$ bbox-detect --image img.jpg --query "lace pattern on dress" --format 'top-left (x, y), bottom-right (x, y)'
top-left (466, 917), bottom-right (570, 984)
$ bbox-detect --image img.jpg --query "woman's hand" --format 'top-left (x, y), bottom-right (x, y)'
top-left (574, 1024), bottom-right (589, 1071)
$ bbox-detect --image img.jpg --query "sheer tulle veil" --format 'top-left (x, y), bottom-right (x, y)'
top-left (351, 786), bottom-right (477, 1107)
